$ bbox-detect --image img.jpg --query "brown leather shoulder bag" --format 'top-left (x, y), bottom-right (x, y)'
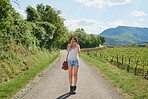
top-left (62, 50), bottom-right (69, 70)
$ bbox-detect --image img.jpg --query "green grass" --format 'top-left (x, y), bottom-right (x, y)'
top-left (79, 52), bottom-right (148, 99)
top-left (0, 51), bottom-right (60, 99)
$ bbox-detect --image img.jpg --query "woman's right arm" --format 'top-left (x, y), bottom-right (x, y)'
top-left (66, 44), bottom-right (71, 53)
top-left (67, 38), bottom-right (73, 52)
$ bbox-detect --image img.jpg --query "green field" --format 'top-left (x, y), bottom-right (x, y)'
top-left (86, 46), bottom-right (148, 78)
top-left (80, 51), bottom-right (148, 99)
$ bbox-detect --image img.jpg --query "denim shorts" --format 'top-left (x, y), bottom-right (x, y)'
top-left (67, 60), bottom-right (79, 66)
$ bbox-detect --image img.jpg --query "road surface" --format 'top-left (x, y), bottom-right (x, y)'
top-left (21, 50), bottom-right (123, 99)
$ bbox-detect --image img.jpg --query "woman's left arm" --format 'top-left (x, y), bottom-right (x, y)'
top-left (76, 44), bottom-right (81, 54)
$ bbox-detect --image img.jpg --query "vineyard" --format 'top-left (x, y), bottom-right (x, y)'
top-left (86, 46), bottom-right (148, 79)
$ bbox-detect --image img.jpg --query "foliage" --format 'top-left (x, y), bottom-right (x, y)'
top-left (0, 0), bottom-right (106, 83)
top-left (65, 28), bottom-right (106, 48)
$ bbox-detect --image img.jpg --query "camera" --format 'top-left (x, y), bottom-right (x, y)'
top-left (72, 39), bottom-right (76, 42)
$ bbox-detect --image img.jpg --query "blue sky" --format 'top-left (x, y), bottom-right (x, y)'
top-left (11, 0), bottom-right (148, 34)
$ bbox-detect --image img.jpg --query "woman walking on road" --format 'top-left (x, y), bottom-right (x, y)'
top-left (66, 35), bottom-right (81, 94)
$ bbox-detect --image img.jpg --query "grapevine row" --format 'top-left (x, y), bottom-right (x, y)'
top-left (86, 47), bottom-right (148, 79)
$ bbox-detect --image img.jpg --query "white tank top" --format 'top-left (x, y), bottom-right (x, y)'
top-left (67, 45), bottom-right (80, 61)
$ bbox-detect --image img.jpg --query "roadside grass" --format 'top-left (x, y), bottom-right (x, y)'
top-left (79, 52), bottom-right (148, 99)
top-left (0, 44), bottom-right (59, 83)
top-left (0, 51), bottom-right (60, 99)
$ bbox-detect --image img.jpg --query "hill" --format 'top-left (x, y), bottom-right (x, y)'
top-left (98, 26), bottom-right (148, 46)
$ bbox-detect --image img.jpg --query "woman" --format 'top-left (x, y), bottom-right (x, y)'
top-left (66, 35), bottom-right (81, 94)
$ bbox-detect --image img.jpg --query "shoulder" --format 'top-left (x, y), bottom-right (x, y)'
top-left (77, 44), bottom-right (80, 48)
top-left (67, 44), bottom-right (71, 47)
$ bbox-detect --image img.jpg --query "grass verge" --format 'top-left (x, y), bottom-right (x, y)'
top-left (0, 51), bottom-right (60, 98)
top-left (79, 52), bottom-right (148, 99)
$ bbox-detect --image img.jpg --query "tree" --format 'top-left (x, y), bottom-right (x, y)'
top-left (90, 34), bottom-right (98, 47)
top-left (134, 45), bottom-right (139, 47)
top-left (98, 36), bottom-right (106, 45)
top-left (26, 6), bottom-right (41, 22)
top-left (36, 3), bottom-right (68, 50)
top-left (75, 28), bottom-right (85, 34)
top-left (73, 28), bottom-right (102, 48)
top-left (128, 44), bottom-right (133, 47)
top-left (122, 44), bottom-right (126, 47)
top-left (96, 36), bottom-right (101, 46)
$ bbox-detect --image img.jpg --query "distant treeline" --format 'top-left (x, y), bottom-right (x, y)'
top-left (120, 41), bottom-right (148, 47)
top-left (61, 28), bottom-right (106, 49)
top-left (131, 41), bottom-right (148, 47)
top-left (0, 0), bottom-right (105, 51)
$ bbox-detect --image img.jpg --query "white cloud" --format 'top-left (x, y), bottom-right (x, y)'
top-left (108, 0), bottom-right (132, 6)
top-left (64, 18), bottom-right (107, 34)
top-left (109, 21), bottom-right (125, 26)
top-left (76, 0), bottom-right (86, 3)
top-left (75, 0), bottom-right (105, 8)
top-left (15, 9), bottom-right (27, 19)
top-left (130, 10), bottom-right (146, 16)
top-left (133, 23), bottom-right (139, 25)
top-left (75, 0), bottom-right (132, 8)
top-left (139, 18), bottom-right (144, 22)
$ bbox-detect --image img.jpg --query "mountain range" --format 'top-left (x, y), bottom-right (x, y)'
top-left (97, 26), bottom-right (148, 46)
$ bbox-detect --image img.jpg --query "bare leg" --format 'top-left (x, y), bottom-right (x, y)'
top-left (68, 66), bottom-right (73, 85)
top-left (74, 66), bottom-right (79, 85)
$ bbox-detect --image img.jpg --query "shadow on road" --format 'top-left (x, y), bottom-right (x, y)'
top-left (56, 91), bottom-right (76, 99)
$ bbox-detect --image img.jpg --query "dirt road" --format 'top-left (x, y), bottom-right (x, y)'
top-left (21, 50), bottom-right (123, 99)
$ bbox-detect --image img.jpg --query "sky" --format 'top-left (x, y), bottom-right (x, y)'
top-left (11, 0), bottom-right (148, 34)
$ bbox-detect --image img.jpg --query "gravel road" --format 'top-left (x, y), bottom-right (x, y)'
top-left (21, 50), bottom-right (123, 99)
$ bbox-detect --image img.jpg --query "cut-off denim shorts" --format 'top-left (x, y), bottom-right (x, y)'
top-left (67, 60), bottom-right (79, 66)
